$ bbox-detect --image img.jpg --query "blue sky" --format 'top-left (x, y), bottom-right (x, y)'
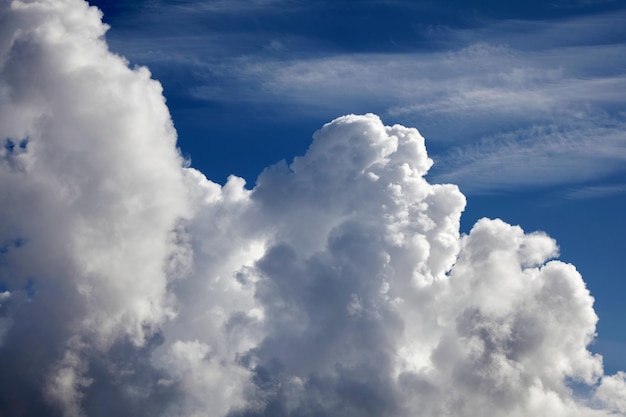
top-left (91, 0), bottom-right (626, 373)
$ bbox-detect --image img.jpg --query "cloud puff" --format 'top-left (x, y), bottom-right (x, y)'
top-left (1, 0), bottom-right (188, 414)
top-left (1, 1), bottom-right (626, 417)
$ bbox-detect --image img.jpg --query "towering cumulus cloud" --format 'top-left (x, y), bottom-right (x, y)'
top-left (0, 0), bottom-right (189, 415)
top-left (1, 1), bottom-right (626, 416)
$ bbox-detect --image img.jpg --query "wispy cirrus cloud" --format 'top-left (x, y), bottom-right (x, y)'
top-left (429, 120), bottom-right (626, 192)
top-left (178, 30), bottom-right (626, 192)
top-left (563, 183), bottom-right (626, 200)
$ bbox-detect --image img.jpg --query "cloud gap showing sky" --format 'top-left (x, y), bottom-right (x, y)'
top-left (1, 1), bottom-right (626, 417)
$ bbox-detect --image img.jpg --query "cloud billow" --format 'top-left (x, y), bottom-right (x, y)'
top-left (1, 1), bottom-right (625, 416)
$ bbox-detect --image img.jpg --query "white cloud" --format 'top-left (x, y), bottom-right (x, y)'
top-left (0, 0), bottom-right (189, 413)
top-left (595, 372), bottom-right (626, 413)
top-left (1, 1), bottom-right (626, 417)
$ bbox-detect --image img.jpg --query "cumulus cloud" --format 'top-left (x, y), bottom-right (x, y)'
top-left (1, 1), bottom-right (625, 417)
top-left (0, 0), bottom-right (188, 414)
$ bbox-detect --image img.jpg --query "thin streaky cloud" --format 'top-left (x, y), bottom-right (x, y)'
top-left (563, 184), bottom-right (626, 200)
top-left (429, 122), bottom-right (626, 192)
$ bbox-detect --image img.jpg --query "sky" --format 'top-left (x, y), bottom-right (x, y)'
top-left (1, 0), bottom-right (626, 416)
